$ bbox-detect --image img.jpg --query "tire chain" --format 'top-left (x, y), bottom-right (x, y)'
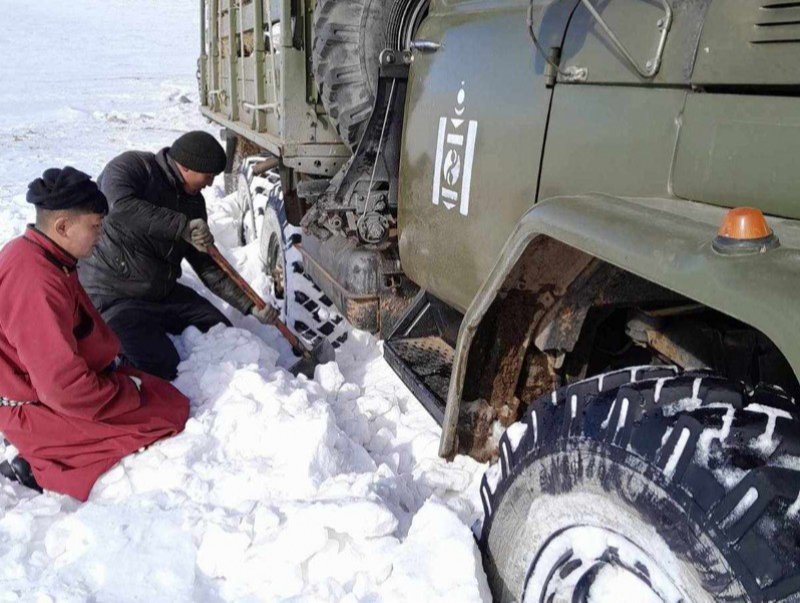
top-left (245, 173), bottom-right (350, 350)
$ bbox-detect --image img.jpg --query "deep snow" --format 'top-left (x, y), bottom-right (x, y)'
top-left (0, 2), bottom-right (489, 601)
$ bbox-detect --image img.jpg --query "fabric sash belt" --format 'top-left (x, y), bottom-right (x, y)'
top-left (0, 396), bottom-right (35, 408)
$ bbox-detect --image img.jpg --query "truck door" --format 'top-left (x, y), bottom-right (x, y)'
top-left (672, 3), bottom-right (800, 219)
top-left (397, 0), bottom-right (576, 312)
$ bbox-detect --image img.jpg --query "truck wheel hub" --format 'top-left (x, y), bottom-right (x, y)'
top-left (524, 525), bottom-right (681, 603)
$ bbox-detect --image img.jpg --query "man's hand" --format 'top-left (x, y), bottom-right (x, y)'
top-left (182, 218), bottom-right (214, 252)
top-left (251, 304), bottom-right (279, 325)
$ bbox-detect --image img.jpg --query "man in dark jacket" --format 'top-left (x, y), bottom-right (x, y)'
top-left (79, 131), bottom-right (277, 380)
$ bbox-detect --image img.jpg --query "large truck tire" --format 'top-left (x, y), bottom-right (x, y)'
top-left (481, 366), bottom-right (800, 602)
top-left (224, 133), bottom-right (261, 195)
top-left (312, 0), bottom-right (391, 150)
top-left (258, 183), bottom-right (349, 349)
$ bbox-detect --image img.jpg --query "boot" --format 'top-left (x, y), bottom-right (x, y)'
top-left (0, 455), bottom-right (43, 493)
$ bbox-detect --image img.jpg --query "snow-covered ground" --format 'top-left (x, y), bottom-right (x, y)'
top-left (0, 2), bottom-right (489, 601)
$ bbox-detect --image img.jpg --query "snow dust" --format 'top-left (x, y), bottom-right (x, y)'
top-left (0, 2), bottom-right (488, 601)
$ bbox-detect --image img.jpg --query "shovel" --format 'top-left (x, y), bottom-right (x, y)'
top-left (207, 245), bottom-right (335, 377)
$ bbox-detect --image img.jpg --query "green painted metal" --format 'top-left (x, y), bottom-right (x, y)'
top-left (393, 0), bottom-right (800, 453)
top-left (200, 1), bottom-right (208, 107)
top-left (398, 0), bottom-right (574, 312)
top-left (198, 0), bottom-right (346, 168)
top-left (558, 0), bottom-right (708, 85)
top-left (253, 0), bottom-right (267, 132)
top-left (692, 2), bottom-right (800, 86)
top-left (440, 194), bottom-right (800, 455)
top-left (538, 85), bottom-right (686, 201)
top-left (227, 1), bottom-right (239, 121)
top-left (673, 93), bottom-right (800, 220)
top-left (196, 0), bottom-right (800, 448)
top-left (209, 0), bottom-right (221, 113)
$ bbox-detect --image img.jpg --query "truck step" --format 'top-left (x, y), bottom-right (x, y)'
top-left (383, 292), bottom-right (463, 425)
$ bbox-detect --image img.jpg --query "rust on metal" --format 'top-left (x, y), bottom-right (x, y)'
top-left (453, 238), bottom-right (595, 457)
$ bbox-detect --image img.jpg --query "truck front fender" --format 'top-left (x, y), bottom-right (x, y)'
top-left (440, 194), bottom-right (800, 457)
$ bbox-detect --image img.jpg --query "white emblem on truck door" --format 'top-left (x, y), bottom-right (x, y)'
top-left (432, 83), bottom-right (478, 216)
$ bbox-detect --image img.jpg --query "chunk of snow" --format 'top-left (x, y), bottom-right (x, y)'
top-left (380, 500), bottom-right (491, 603)
top-left (505, 422), bottom-right (528, 452)
top-left (662, 378), bottom-right (703, 417)
top-left (745, 404), bottom-right (792, 458)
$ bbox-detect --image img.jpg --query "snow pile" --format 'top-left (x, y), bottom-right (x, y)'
top-left (0, 1), bottom-right (489, 601)
top-left (0, 322), bottom-right (487, 601)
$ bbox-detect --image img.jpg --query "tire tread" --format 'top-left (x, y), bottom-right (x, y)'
top-left (483, 366), bottom-right (800, 601)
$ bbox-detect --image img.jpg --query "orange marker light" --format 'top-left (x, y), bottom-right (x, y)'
top-left (713, 207), bottom-right (779, 255)
top-left (717, 207), bottom-right (772, 240)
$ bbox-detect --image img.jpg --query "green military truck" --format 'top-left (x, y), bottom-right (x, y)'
top-left (199, 1), bottom-right (800, 600)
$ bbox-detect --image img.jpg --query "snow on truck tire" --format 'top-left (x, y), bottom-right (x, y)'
top-left (256, 182), bottom-right (349, 350)
top-left (481, 366), bottom-right (800, 602)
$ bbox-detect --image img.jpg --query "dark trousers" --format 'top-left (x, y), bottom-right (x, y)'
top-left (97, 284), bottom-right (231, 380)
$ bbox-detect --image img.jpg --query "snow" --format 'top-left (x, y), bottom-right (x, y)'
top-left (587, 565), bottom-right (661, 603)
top-left (505, 422), bottom-right (528, 452)
top-left (713, 467), bottom-right (747, 491)
top-left (788, 491), bottom-right (800, 520)
top-left (663, 428), bottom-right (690, 481)
top-left (694, 403), bottom-right (735, 467)
top-left (0, 2), bottom-right (489, 601)
top-left (521, 498), bottom-right (702, 603)
top-left (600, 399), bottom-right (616, 430)
top-left (662, 378), bottom-right (703, 417)
top-left (745, 403), bottom-right (792, 458)
top-left (721, 487), bottom-right (759, 530)
top-left (654, 377), bottom-right (668, 402)
top-left (615, 397), bottom-right (630, 435)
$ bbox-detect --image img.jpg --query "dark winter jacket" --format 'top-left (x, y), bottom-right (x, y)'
top-left (79, 148), bottom-right (253, 314)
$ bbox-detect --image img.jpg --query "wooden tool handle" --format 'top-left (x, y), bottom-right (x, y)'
top-left (207, 245), bottom-right (309, 355)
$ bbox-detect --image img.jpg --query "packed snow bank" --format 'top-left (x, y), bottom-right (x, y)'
top-left (0, 1), bottom-right (489, 600)
top-left (381, 501), bottom-right (492, 603)
top-left (0, 200), bottom-right (489, 602)
top-left (0, 320), bottom-right (487, 601)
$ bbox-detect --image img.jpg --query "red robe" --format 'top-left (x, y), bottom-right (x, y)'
top-left (0, 226), bottom-right (189, 501)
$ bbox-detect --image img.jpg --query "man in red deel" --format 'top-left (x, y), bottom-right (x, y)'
top-left (0, 167), bottom-right (189, 501)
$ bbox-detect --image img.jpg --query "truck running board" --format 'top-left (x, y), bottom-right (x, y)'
top-left (384, 292), bottom-right (463, 426)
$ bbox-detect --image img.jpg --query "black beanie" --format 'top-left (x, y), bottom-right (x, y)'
top-left (26, 167), bottom-right (108, 213)
top-left (169, 131), bottom-right (227, 175)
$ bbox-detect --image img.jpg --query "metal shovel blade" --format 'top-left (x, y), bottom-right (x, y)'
top-left (288, 338), bottom-right (336, 378)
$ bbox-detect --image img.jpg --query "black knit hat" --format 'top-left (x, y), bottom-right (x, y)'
top-left (169, 131), bottom-right (227, 175)
top-left (26, 167), bottom-right (108, 214)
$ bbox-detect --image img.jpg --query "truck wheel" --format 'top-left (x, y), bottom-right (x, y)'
top-left (224, 134), bottom-right (260, 195)
top-left (312, 0), bottom-right (391, 150)
top-left (481, 366), bottom-right (800, 602)
top-left (258, 185), bottom-right (349, 349)
top-left (238, 160), bottom-right (280, 247)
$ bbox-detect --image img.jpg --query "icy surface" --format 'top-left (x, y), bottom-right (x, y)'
top-left (0, 2), bottom-right (489, 601)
